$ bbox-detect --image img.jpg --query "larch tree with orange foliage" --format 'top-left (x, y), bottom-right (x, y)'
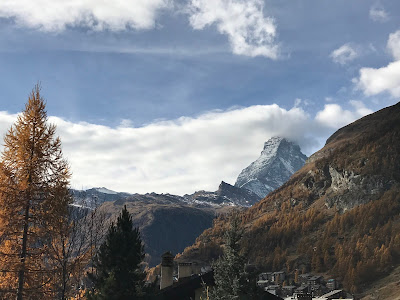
top-left (0, 85), bottom-right (71, 300)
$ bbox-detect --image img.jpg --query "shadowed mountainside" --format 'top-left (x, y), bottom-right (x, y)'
top-left (96, 194), bottom-right (237, 267)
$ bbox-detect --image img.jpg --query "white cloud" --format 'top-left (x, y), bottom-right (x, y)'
top-left (0, 0), bottom-right (170, 31)
top-left (315, 101), bottom-right (373, 129)
top-left (357, 61), bottom-right (400, 97)
top-left (187, 0), bottom-right (279, 58)
top-left (387, 30), bottom-right (400, 61)
top-left (349, 100), bottom-right (374, 116)
top-left (330, 44), bottom-right (358, 65)
top-left (0, 102), bottom-right (373, 195)
top-left (369, 6), bottom-right (389, 22)
top-left (356, 30), bottom-right (400, 98)
top-left (0, 0), bottom-right (280, 58)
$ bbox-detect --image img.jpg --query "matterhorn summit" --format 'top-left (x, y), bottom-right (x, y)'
top-left (235, 137), bottom-right (307, 198)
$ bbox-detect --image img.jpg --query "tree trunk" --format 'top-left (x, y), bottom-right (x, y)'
top-left (16, 200), bottom-right (30, 300)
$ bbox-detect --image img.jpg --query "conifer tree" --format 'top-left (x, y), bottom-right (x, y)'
top-left (210, 213), bottom-right (246, 300)
top-left (0, 85), bottom-right (71, 299)
top-left (87, 205), bottom-right (146, 300)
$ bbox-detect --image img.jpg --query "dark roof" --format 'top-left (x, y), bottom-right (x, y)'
top-left (266, 285), bottom-right (280, 289)
top-left (263, 292), bottom-right (284, 300)
top-left (153, 271), bottom-right (284, 300)
top-left (308, 275), bottom-right (322, 281)
top-left (282, 285), bottom-right (296, 289)
top-left (153, 271), bottom-right (214, 300)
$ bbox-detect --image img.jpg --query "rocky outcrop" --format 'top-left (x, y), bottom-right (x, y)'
top-left (324, 166), bottom-right (395, 211)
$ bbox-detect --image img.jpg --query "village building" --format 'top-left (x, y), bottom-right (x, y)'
top-left (155, 252), bottom-right (284, 300)
top-left (281, 285), bottom-right (296, 297)
top-left (299, 274), bottom-right (312, 285)
top-left (273, 271), bottom-right (286, 283)
top-left (266, 285), bottom-right (281, 295)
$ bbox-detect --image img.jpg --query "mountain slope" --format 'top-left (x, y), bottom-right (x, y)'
top-left (98, 198), bottom-right (228, 267)
top-left (179, 102), bottom-right (400, 295)
top-left (235, 137), bottom-right (307, 198)
top-left (71, 185), bottom-right (256, 266)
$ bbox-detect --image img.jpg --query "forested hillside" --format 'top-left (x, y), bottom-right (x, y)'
top-left (179, 102), bottom-right (400, 294)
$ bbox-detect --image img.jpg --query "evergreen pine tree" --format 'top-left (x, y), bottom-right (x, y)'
top-left (87, 205), bottom-right (146, 300)
top-left (210, 213), bottom-right (246, 300)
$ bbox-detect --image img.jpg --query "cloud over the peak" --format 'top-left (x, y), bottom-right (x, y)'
top-left (0, 0), bottom-right (170, 31)
top-left (356, 30), bottom-right (400, 98)
top-left (330, 44), bottom-right (358, 65)
top-left (187, 0), bottom-right (279, 58)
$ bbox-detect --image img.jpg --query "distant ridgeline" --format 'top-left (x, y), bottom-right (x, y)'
top-left (179, 102), bottom-right (400, 295)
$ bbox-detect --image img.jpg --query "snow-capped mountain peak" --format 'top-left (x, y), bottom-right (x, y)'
top-left (235, 137), bottom-right (307, 198)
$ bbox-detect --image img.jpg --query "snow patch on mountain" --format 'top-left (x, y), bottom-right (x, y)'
top-left (235, 137), bottom-right (307, 198)
top-left (94, 187), bottom-right (118, 194)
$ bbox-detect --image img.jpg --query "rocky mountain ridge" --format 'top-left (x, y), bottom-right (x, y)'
top-left (71, 181), bottom-right (260, 209)
top-left (235, 136), bottom-right (307, 198)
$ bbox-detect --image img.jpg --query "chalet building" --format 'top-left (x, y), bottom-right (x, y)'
top-left (155, 252), bottom-right (284, 300)
top-left (281, 286), bottom-right (296, 297)
top-left (299, 274), bottom-right (311, 285)
top-left (259, 272), bottom-right (273, 281)
top-left (155, 269), bottom-right (215, 300)
top-left (266, 285), bottom-right (281, 295)
top-left (155, 252), bottom-right (215, 300)
top-left (273, 271), bottom-right (286, 283)
top-left (295, 285), bottom-right (309, 294)
top-left (257, 279), bottom-right (270, 289)
top-left (308, 276), bottom-right (322, 287)
top-left (309, 284), bottom-right (322, 297)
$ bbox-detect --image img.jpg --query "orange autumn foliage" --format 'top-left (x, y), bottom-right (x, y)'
top-left (0, 85), bottom-right (71, 299)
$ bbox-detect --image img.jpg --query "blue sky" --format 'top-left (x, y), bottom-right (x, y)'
top-left (0, 0), bottom-right (399, 194)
